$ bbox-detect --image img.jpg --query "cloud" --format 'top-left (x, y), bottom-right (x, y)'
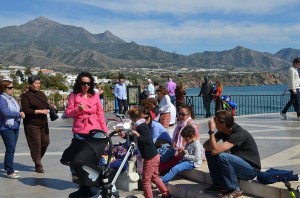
top-left (63, 0), bottom-right (299, 15)
top-left (72, 17), bottom-right (300, 45)
top-left (1, 0), bottom-right (300, 54)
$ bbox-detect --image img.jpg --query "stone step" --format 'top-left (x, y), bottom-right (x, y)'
top-left (167, 178), bottom-right (259, 198)
top-left (179, 162), bottom-right (300, 198)
top-left (121, 178), bottom-right (259, 198)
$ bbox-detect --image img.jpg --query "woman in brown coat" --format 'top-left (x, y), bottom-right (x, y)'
top-left (21, 75), bottom-right (50, 173)
top-left (175, 81), bottom-right (186, 111)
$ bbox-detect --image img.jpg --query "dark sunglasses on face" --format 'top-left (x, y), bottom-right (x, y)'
top-left (80, 81), bottom-right (91, 86)
top-left (178, 112), bottom-right (189, 116)
top-left (6, 86), bottom-right (14, 90)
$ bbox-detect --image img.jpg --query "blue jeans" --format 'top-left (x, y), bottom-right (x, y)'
top-left (73, 132), bottom-right (106, 139)
top-left (0, 129), bottom-right (19, 174)
top-left (206, 151), bottom-right (257, 190)
top-left (161, 160), bottom-right (195, 183)
top-left (282, 89), bottom-right (300, 116)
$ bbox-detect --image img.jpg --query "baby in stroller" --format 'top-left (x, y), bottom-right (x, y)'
top-left (60, 129), bottom-right (137, 198)
top-left (221, 95), bottom-right (237, 116)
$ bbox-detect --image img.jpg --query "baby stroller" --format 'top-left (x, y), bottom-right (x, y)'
top-left (60, 129), bottom-right (136, 198)
top-left (221, 95), bottom-right (237, 116)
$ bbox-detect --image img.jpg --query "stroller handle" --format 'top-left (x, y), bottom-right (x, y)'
top-left (130, 142), bottom-right (135, 147)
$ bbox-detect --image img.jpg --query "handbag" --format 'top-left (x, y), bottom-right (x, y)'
top-left (49, 105), bottom-right (59, 121)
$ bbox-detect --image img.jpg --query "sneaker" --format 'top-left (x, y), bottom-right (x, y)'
top-left (6, 172), bottom-right (20, 179)
top-left (219, 190), bottom-right (243, 198)
top-left (205, 184), bottom-right (227, 193)
top-left (280, 112), bottom-right (288, 119)
top-left (297, 117), bottom-right (300, 121)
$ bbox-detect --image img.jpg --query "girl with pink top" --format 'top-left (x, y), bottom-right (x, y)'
top-left (65, 72), bottom-right (108, 197)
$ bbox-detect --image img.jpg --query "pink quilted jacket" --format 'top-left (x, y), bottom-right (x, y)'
top-left (65, 92), bottom-right (108, 134)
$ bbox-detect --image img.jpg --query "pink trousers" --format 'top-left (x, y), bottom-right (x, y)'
top-left (142, 154), bottom-right (170, 198)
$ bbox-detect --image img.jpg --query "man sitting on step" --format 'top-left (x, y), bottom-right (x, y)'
top-left (203, 110), bottom-right (261, 198)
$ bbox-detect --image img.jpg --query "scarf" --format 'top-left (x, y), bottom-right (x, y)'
top-left (172, 117), bottom-right (192, 148)
top-left (134, 118), bottom-right (146, 127)
top-left (0, 93), bottom-right (20, 128)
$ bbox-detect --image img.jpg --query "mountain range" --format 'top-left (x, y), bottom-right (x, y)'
top-left (1, 16), bottom-right (300, 71)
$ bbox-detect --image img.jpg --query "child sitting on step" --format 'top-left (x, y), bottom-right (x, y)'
top-left (161, 125), bottom-right (203, 184)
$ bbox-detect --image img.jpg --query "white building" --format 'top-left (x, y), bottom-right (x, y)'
top-left (64, 74), bottom-right (77, 86)
top-left (0, 70), bottom-right (13, 81)
top-left (97, 79), bottom-right (112, 84)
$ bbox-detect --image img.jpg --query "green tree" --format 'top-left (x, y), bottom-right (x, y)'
top-left (24, 67), bottom-right (32, 76)
top-left (10, 71), bottom-right (17, 83)
top-left (36, 72), bottom-right (68, 91)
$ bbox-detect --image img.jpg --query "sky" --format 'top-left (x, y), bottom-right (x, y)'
top-left (1, 0), bottom-right (300, 55)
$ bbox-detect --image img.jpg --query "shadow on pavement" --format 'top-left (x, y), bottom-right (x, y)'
top-left (19, 177), bottom-right (77, 190)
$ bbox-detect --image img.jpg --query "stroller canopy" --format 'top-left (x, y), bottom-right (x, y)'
top-left (61, 137), bottom-right (109, 166)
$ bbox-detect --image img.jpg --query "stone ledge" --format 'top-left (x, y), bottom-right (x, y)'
top-left (168, 179), bottom-right (258, 198)
top-left (179, 163), bottom-right (299, 198)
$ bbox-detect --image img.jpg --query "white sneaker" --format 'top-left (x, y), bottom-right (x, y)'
top-left (6, 173), bottom-right (20, 179)
top-left (280, 112), bottom-right (288, 119)
top-left (297, 117), bottom-right (300, 121)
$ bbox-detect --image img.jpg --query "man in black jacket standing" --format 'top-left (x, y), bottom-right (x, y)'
top-left (199, 76), bottom-right (213, 118)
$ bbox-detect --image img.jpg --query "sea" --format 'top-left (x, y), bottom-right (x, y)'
top-left (185, 84), bottom-right (290, 116)
top-left (186, 84), bottom-right (287, 96)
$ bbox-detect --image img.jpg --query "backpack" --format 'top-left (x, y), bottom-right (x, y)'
top-left (257, 168), bottom-right (299, 184)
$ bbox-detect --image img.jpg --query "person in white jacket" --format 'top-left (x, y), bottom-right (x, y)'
top-left (280, 58), bottom-right (300, 120)
top-left (156, 86), bottom-right (172, 128)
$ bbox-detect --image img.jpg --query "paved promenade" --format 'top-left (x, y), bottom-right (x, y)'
top-left (0, 112), bottom-right (299, 197)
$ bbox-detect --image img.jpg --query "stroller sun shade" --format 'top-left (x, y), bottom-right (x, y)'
top-left (61, 137), bottom-right (109, 166)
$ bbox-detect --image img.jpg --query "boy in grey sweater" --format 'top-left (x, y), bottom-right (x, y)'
top-left (161, 125), bottom-right (203, 183)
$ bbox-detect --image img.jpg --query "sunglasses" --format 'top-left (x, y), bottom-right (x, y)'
top-left (178, 112), bottom-right (189, 116)
top-left (80, 81), bottom-right (91, 86)
top-left (6, 86), bottom-right (14, 90)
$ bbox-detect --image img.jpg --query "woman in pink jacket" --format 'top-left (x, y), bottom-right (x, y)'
top-left (65, 71), bottom-right (108, 197)
top-left (65, 72), bottom-right (108, 137)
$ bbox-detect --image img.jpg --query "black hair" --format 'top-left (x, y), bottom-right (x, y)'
top-left (28, 75), bottom-right (41, 85)
top-left (293, 58), bottom-right (300, 66)
top-left (215, 110), bottom-right (234, 128)
top-left (73, 72), bottom-right (95, 95)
